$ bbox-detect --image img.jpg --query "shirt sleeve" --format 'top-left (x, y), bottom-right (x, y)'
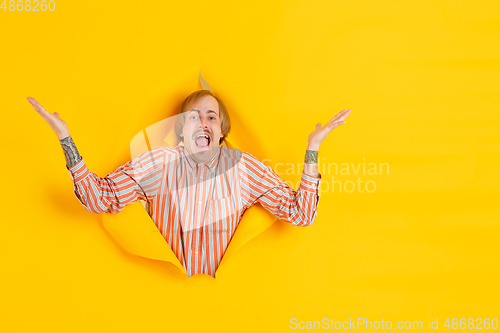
top-left (66, 147), bottom-right (167, 214)
top-left (239, 152), bottom-right (321, 226)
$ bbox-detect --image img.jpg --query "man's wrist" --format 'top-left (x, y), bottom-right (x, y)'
top-left (57, 132), bottom-right (71, 140)
top-left (304, 150), bottom-right (318, 164)
top-left (306, 143), bottom-right (320, 151)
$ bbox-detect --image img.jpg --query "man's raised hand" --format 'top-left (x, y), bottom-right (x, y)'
top-left (27, 97), bottom-right (70, 140)
top-left (307, 109), bottom-right (351, 151)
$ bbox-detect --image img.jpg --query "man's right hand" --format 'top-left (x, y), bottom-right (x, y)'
top-left (27, 97), bottom-right (70, 140)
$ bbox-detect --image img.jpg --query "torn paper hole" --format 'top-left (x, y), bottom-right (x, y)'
top-left (101, 73), bottom-right (277, 278)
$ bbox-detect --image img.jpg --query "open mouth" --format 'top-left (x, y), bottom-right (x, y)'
top-left (194, 132), bottom-right (211, 148)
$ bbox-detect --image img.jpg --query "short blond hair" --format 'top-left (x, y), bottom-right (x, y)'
top-left (174, 90), bottom-right (231, 145)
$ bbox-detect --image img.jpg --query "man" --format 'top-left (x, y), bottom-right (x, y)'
top-left (28, 91), bottom-right (351, 277)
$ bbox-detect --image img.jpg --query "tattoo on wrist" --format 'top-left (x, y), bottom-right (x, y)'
top-left (304, 150), bottom-right (318, 164)
top-left (60, 136), bottom-right (82, 168)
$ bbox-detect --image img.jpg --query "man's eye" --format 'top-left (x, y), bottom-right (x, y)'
top-left (190, 115), bottom-right (197, 119)
top-left (209, 117), bottom-right (215, 120)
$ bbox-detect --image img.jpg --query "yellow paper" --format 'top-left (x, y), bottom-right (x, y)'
top-left (3, 1), bottom-right (500, 330)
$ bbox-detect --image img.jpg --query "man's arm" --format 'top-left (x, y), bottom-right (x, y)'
top-left (239, 152), bottom-right (321, 226)
top-left (27, 97), bottom-right (166, 214)
top-left (303, 148), bottom-right (319, 178)
top-left (239, 109), bottom-right (351, 226)
top-left (66, 147), bottom-right (167, 214)
top-left (60, 135), bottom-right (82, 168)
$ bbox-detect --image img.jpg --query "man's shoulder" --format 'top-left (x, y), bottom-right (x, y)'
top-left (163, 145), bottom-right (183, 155)
top-left (220, 146), bottom-right (243, 161)
top-left (220, 147), bottom-right (259, 162)
top-left (220, 147), bottom-right (269, 170)
top-left (133, 145), bottom-right (182, 162)
top-left (153, 145), bottom-right (185, 156)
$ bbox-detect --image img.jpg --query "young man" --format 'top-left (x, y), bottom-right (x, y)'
top-left (28, 91), bottom-right (351, 277)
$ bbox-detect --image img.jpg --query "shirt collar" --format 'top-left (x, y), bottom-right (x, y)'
top-left (181, 146), bottom-right (221, 173)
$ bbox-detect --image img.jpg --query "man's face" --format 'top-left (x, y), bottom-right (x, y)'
top-left (181, 94), bottom-right (223, 163)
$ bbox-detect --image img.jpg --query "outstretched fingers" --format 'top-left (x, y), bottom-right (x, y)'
top-left (28, 97), bottom-right (48, 114)
top-left (327, 109), bottom-right (351, 125)
top-left (28, 97), bottom-right (54, 122)
top-left (325, 120), bottom-right (346, 131)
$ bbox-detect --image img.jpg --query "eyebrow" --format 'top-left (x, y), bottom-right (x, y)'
top-left (189, 109), bottom-right (219, 116)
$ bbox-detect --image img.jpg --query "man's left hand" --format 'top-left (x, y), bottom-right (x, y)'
top-left (307, 109), bottom-right (351, 150)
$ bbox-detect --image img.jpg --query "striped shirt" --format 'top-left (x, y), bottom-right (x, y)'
top-left (67, 146), bottom-right (321, 277)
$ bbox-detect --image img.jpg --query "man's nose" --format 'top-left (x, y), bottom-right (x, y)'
top-left (198, 117), bottom-right (209, 128)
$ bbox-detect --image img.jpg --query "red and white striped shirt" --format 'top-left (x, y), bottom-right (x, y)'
top-left (67, 146), bottom-right (321, 277)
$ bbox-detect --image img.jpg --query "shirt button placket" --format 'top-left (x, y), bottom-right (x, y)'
top-left (198, 167), bottom-right (203, 207)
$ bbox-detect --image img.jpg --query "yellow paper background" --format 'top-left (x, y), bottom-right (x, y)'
top-left (1, 0), bottom-right (500, 332)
